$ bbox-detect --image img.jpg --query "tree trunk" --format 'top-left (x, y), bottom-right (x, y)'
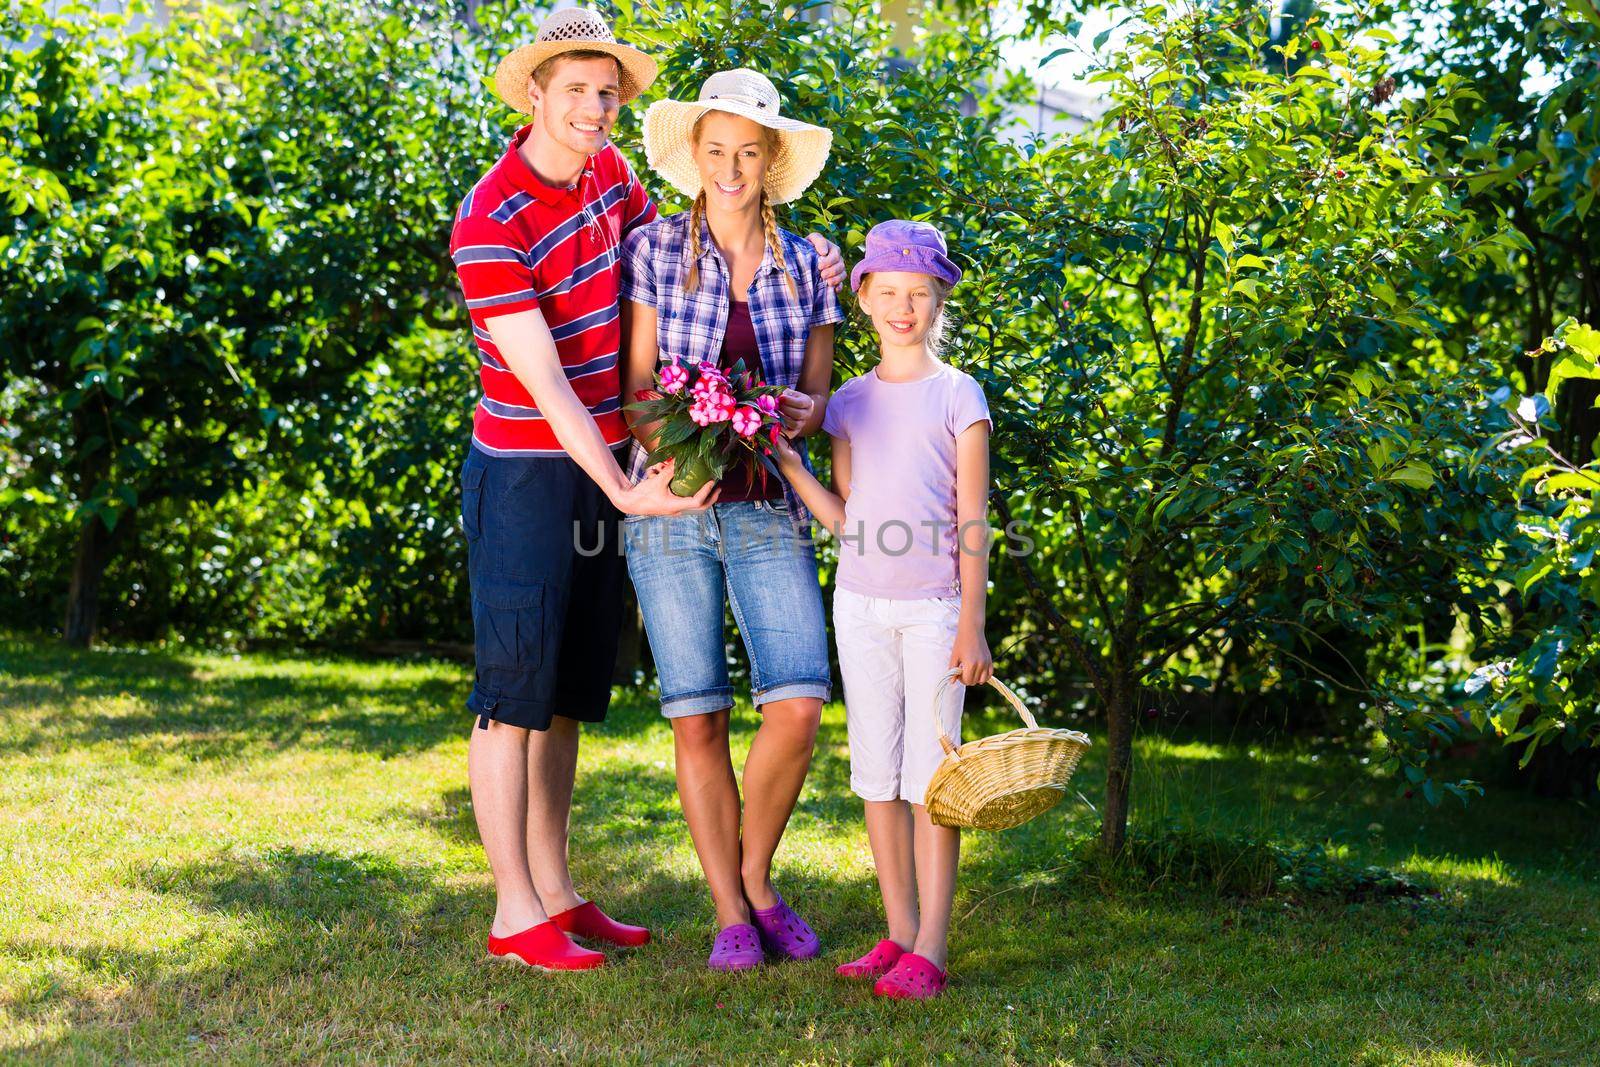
top-left (1099, 675), bottom-right (1135, 855)
top-left (63, 517), bottom-right (112, 648)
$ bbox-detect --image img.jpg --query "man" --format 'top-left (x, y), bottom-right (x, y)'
top-left (449, 7), bottom-right (844, 971)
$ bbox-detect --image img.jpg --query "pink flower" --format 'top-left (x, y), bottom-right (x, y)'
top-left (731, 406), bottom-right (762, 437)
top-left (755, 393), bottom-right (780, 417)
top-left (767, 423), bottom-right (781, 445)
top-left (696, 360), bottom-right (726, 382)
top-left (690, 392), bottom-right (736, 426)
top-left (659, 362), bottom-right (689, 395)
top-left (691, 375), bottom-right (728, 402)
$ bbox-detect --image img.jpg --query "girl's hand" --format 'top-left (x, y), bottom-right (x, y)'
top-left (769, 431), bottom-right (802, 471)
top-left (778, 388), bottom-right (814, 437)
top-left (949, 625), bottom-right (993, 687)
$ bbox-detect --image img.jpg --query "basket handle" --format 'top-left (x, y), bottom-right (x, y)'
top-left (931, 667), bottom-right (1039, 758)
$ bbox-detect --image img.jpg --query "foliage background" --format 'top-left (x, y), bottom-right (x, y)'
top-left (4, 0), bottom-right (1600, 823)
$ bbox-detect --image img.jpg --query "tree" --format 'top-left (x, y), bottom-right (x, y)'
top-left (0, 0), bottom-right (487, 645)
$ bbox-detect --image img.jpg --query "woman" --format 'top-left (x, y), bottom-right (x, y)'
top-left (617, 68), bottom-right (841, 971)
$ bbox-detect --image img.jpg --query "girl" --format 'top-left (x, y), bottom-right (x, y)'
top-left (617, 69), bottom-right (843, 971)
top-left (772, 219), bottom-right (992, 1000)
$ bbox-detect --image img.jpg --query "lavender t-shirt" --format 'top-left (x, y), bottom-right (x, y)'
top-left (821, 362), bottom-right (991, 600)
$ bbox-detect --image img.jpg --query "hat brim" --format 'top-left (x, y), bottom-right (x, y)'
top-left (642, 98), bottom-right (832, 206)
top-left (494, 40), bottom-right (658, 112)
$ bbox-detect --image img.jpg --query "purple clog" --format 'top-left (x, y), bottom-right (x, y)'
top-left (751, 893), bottom-right (820, 961)
top-left (708, 923), bottom-right (763, 971)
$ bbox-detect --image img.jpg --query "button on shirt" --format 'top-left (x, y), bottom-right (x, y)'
top-left (450, 128), bottom-right (657, 456)
top-left (618, 211), bottom-right (844, 523)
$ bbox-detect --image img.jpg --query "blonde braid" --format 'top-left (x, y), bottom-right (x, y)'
top-left (760, 191), bottom-right (798, 300)
top-left (684, 190), bottom-right (707, 295)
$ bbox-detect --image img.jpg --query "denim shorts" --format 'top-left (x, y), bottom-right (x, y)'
top-left (461, 444), bottom-right (627, 731)
top-left (623, 499), bottom-right (831, 717)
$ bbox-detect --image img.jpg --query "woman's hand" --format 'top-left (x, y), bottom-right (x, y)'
top-left (778, 388), bottom-right (814, 437)
top-left (948, 625), bottom-right (993, 687)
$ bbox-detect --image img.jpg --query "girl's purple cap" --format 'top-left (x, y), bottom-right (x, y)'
top-left (849, 219), bottom-right (962, 292)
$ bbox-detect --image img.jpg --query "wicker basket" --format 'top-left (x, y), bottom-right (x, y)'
top-left (923, 668), bottom-right (1091, 831)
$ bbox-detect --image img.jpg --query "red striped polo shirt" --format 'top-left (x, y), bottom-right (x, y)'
top-left (450, 127), bottom-right (657, 456)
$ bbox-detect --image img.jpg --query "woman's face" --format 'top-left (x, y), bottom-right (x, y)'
top-left (859, 271), bottom-right (943, 348)
top-left (693, 112), bottom-right (772, 213)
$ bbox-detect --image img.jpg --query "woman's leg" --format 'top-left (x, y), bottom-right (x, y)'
top-left (720, 502), bottom-right (833, 907)
top-left (672, 709), bottom-right (751, 929)
top-left (865, 799), bottom-right (918, 949)
top-left (624, 511), bottom-right (743, 927)
top-left (738, 695), bottom-right (822, 908)
top-left (910, 806), bottom-right (960, 969)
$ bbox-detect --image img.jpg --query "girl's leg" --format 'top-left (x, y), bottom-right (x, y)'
top-left (896, 595), bottom-right (967, 970)
top-left (864, 799), bottom-right (918, 949)
top-left (910, 805), bottom-right (960, 969)
top-left (672, 709), bottom-right (751, 929)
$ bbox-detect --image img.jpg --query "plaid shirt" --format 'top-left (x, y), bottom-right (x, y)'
top-left (619, 211), bottom-right (844, 525)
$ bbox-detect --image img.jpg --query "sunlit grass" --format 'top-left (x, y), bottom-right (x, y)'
top-left (2, 634), bottom-right (1597, 1063)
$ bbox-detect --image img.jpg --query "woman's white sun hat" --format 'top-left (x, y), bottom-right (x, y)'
top-left (493, 7), bottom-right (659, 113)
top-left (642, 68), bottom-right (833, 205)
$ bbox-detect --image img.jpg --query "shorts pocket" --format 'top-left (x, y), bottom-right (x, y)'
top-left (461, 464), bottom-right (487, 543)
top-left (473, 579), bottom-right (545, 671)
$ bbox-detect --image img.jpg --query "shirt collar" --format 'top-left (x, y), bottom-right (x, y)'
top-left (505, 124), bottom-right (591, 207)
top-left (693, 212), bottom-right (782, 275)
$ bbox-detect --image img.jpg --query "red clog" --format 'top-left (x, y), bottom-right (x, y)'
top-left (873, 952), bottom-right (948, 999)
top-left (487, 920), bottom-right (606, 971)
top-left (551, 900), bottom-right (651, 948)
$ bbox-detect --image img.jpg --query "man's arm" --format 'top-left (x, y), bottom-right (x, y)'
top-left (484, 307), bottom-right (712, 516)
top-left (805, 234), bottom-right (846, 291)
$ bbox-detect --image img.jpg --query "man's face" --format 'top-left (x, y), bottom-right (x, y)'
top-left (528, 56), bottom-right (621, 158)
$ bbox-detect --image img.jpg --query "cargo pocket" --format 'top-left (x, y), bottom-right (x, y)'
top-left (473, 579), bottom-right (546, 672)
top-left (461, 464), bottom-right (486, 543)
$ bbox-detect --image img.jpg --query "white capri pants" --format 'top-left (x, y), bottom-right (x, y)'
top-left (833, 587), bottom-right (966, 805)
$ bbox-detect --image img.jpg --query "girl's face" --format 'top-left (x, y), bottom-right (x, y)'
top-left (859, 271), bottom-right (943, 348)
top-left (693, 112), bottom-right (772, 213)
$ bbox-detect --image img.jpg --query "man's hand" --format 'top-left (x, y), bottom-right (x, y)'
top-left (777, 387), bottom-right (814, 437)
top-left (806, 233), bottom-right (846, 292)
top-left (614, 460), bottom-right (719, 516)
top-left (948, 625), bottom-right (993, 687)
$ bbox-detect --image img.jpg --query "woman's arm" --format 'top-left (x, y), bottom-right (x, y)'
top-left (772, 432), bottom-right (848, 531)
top-left (620, 299), bottom-right (664, 452)
top-left (949, 422), bottom-right (994, 686)
top-left (779, 323), bottom-right (834, 438)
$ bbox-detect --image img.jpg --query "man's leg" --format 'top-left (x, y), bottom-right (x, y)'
top-left (468, 720), bottom-right (548, 938)
top-left (526, 714), bottom-right (583, 914)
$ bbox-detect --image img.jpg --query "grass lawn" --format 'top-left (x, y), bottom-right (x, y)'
top-left (1, 634), bottom-right (1596, 1065)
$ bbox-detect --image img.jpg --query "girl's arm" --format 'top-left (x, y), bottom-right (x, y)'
top-left (620, 300), bottom-right (664, 451)
top-left (949, 422), bottom-right (994, 686)
top-left (779, 323), bottom-right (835, 438)
top-left (772, 432), bottom-right (849, 532)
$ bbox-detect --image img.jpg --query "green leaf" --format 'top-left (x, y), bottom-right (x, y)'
top-left (1386, 463), bottom-right (1436, 490)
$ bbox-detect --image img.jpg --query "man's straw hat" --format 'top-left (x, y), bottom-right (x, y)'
top-left (493, 7), bottom-right (658, 113)
top-left (642, 69), bottom-right (832, 205)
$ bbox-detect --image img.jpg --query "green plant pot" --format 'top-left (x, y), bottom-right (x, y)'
top-left (670, 455), bottom-right (716, 497)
